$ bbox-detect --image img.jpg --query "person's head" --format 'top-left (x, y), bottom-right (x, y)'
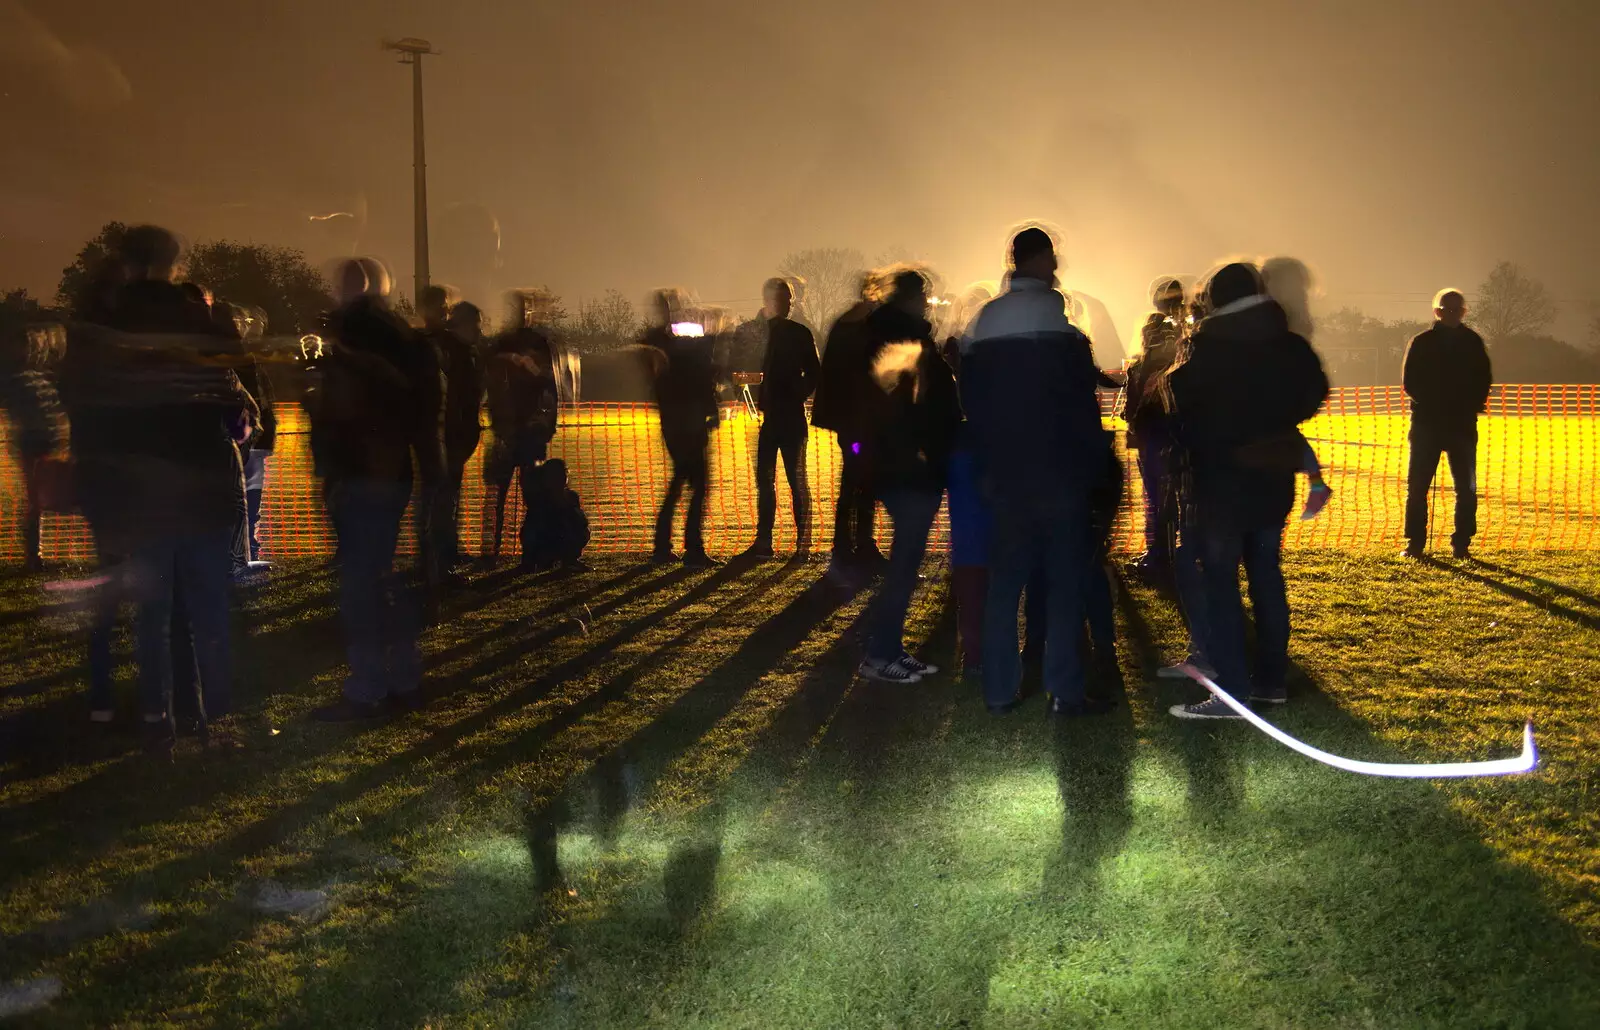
top-left (1205, 262), bottom-right (1263, 311)
top-left (763, 277), bottom-right (793, 320)
top-left (179, 281), bottom-right (212, 309)
top-left (543, 457), bottom-right (569, 493)
top-left (419, 284), bottom-right (454, 328)
top-left (1009, 226), bottom-right (1057, 283)
top-left (118, 225), bottom-right (183, 283)
top-left (886, 268), bottom-right (930, 317)
top-left (1262, 256), bottom-right (1315, 338)
top-left (448, 300), bottom-right (483, 342)
top-left (334, 259), bottom-right (370, 305)
top-left (1433, 288), bottom-right (1467, 328)
top-left (1151, 277), bottom-right (1185, 317)
top-left (357, 258), bottom-right (392, 300)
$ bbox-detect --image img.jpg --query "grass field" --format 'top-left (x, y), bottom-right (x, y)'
top-left (2, 549), bottom-right (1599, 1028)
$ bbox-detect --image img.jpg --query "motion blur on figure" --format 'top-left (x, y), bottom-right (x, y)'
top-left (644, 289), bottom-right (720, 568)
top-left (745, 277), bottom-right (819, 559)
top-left (309, 258), bottom-right (442, 724)
top-left (485, 289), bottom-right (560, 572)
top-left (1262, 256), bottom-right (1333, 521)
top-left (0, 323), bottom-right (68, 573)
top-left (1123, 277), bottom-right (1186, 578)
top-left (440, 299), bottom-right (486, 573)
top-left (811, 274), bottom-right (884, 582)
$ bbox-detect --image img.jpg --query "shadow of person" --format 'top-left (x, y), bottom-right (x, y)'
top-left (1049, 663), bottom-right (1136, 888)
top-left (663, 799), bottom-right (725, 929)
top-left (1422, 555), bottom-right (1600, 632)
top-left (525, 793), bottom-right (572, 897)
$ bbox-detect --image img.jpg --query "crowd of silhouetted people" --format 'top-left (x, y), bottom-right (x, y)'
top-left (0, 222), bottom-right (1497, 753)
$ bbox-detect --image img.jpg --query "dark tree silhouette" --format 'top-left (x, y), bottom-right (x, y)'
top-left (185, 240), bottom-right (331, 336)
top-left (1474, 261), bottom-right (1557, 343)
top-left (778, 247), bottom-right (868, 336)
top-left (55, 221), bottom-right (129, 320)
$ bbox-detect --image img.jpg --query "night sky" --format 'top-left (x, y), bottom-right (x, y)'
top-left (3, 0), bottom-right (1596, 346)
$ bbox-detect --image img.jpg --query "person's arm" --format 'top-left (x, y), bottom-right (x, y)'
top-left (411, 341), bottom-right (446, 490)
top-left (798, 324), bottom-right (820, 400)
top-left (1470, 331), bottom-right (1494, 412)
top-left (1401, 332), bottom-right (1428, 403)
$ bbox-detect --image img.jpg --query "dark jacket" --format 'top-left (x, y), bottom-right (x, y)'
top-left (757, 316), bottom-right (820, 429)
top-left (1168, 297), bottom-right (1329, 528)
top-left (435, 328), bottom-right (485, 468)
top-left (645, 326), bottom-right (719, 442)
top-left (316, 297), bottom-right (443, 487)
top-left (810, 301), bottom-right (875, 437)
top-left (1125, 313), bottom-right (1182, 439)
top-left (1403, 323), bottom-right (1492, 430)
top-left (0, 339), bottom-right (66, 461)
top-left (863, 304), bottom-right (961, 495)
top-left (960, 277), bottom-right (1107, 505)
top-left (60, 280), bottom-right (257, 546)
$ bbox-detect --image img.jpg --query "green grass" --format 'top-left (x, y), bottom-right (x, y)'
top-left (2, 551), bottom-right (1599, 1028)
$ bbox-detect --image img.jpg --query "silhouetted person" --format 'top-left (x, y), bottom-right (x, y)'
top-left (486, 291), bottom-right (560, 572)
top-left (961, 227), bottom-right (1111, 717)
top-left (856, 269), bottom-right (961, 682)
top-left (1167, 262), bottom-right (1328, 719)
top-left (0, 325), bottom-right (67, 572)
top-left (310, 259), bottom-right (443, 722)
top-left (811, 275), bottom-right (885, 580)
top-left (1403, 289), bottom-right (1492, 560)
top-left (414, 285), bottom-right (457, 581)
top-left (521, 458), bottom-right (590, 571)
top-left (441, 300), bottom-right (486, 571)
top-left (92, 225), bottom-right (255, 752)
top-left (233, 308), bottom-right (276, 565)
top-left (746, 278), bottom-right (819, 558)
top-left (1124, 277), bottom-right (1186, 575)
top-left (645, 291), bottom-right (720, 568)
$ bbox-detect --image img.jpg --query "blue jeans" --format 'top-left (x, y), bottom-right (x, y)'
top-left (865, 489), bottom-right (940, 663)
top-left (332, 480), bottom-right (420, 703)
top-left (1196, 516), bottom-right (1289, 696)
top-left (128, 526), bottom-right (235, 722)
top-left (984, 498), bottom-right (1091, 706)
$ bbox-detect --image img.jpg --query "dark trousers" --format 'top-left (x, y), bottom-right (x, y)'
top-left (128, 526), bottom-right (235, 723)
top-left (865, 489), bottom-right (940, 662)
top-left (830, 439), bottom-right (878, 560)
top-left (1405, 421), bottom-right (1478, 550)
top-left (1023, 544), bottom-right (1115, 659)
top-left (1134, 433), bottom-right (1174, 561)
top-left (332, 480), bottom-right (420, 704)
top-left (439, 461), bottom-right (469, 567)
top-left (655, 432), bottom-right (709, 557)
top-left (1173, 536), bottom-right (1211, 663)
top-left (984, 498), bottom-right (1091, 706)
top-left (1196, 515), bottom-right (1289, 697)
top-left (754, 421), bottom-right (811, 547)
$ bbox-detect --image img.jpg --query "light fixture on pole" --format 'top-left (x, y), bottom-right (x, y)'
top-left (382, 36), bottom-right (437, 304)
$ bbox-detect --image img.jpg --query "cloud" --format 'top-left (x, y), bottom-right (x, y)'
top-left (0, 2), bottom-right (131, 111)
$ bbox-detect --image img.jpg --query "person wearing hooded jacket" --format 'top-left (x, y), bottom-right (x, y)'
top-left (1166, 261), bottom-right (1328, 719)
top-left (855, 268), bottom-right (962, 683)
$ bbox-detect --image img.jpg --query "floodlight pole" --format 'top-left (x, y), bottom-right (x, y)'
top-left (385, 37), bottom-right (437, 302)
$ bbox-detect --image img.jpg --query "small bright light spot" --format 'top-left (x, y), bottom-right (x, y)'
top-left (670, 322), bottom-right (705, 338)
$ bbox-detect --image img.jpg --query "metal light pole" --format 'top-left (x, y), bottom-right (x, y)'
top-left (383, 37), bottom-right (436, 303)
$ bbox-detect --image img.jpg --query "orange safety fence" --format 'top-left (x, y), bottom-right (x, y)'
top-left (2, 384), bottom-right (1598, 563)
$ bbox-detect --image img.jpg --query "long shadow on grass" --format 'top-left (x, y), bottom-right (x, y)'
top-left (1114, 577), bottom-right (1600, 1026)
top-left (1464, 557), bottom-right (1600, 615)
top-left (1427, 555), bottom-right (1600, 632)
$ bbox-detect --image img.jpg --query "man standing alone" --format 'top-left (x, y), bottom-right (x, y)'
top-left (746, 277), bottom-right (819, 558)
top-left (1402, 289), bottom-right (1492, 560)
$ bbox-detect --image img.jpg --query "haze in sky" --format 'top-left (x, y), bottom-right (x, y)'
top-left (2, 0), bottom-right (1596, 348)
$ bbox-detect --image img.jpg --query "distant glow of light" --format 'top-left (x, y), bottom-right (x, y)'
top-left (670, 322), bottom-right (705, 338)
top-left (1180, 665), bottom-right (1538, 778)
top-left (850, 441), bottom-right (861, 455)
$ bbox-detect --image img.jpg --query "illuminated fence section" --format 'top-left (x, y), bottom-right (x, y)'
top-left (2, 385), bottom-right (1598, 563)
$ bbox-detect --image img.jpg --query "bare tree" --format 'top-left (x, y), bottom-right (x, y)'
top-left (778, 247), bottom-right (868, 334)
top-left (1473, 261), bottom-right (1557, 343)
top-left (570, 289), bottom-right (640, 352)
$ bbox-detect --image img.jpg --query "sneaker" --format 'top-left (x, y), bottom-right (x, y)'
top-left (1452, 543), bottom-right (1471, 560)
top-left (858, 657), bottom-right (923, 684)
top-left (898, 653), bottom-right (940, 677)
top-left (1251, 686), bottom-right (1288, 705)
top-left (1158, 660), bottom-right (1216, 681)
top-left (312, 699), bottom-right (388, 723)
top-left (1401, 542), bottom-right (1425, 559)
top-left (1170, 696), bottom-right (1243, 720)
top-left (857, 548), bottom-right (890, 573)
top-left (742, 541), bottom-right (776, 560)
top-left (1047, 695), bottom-right (1116, 718)
top-left (683, 551), bottom-right (721, 570)
top-left (1300, 482), bottom-right (1333, 521)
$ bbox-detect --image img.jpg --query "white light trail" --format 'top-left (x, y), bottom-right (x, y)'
top-left (1179, 665), bottom-right (1538, 778)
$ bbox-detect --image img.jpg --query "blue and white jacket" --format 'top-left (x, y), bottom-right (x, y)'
top-left (960, 276), bottom-right (1107, 505)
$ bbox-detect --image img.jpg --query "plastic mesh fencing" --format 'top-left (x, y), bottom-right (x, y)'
top-left (3, 384), bottom-right (1597, 563)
